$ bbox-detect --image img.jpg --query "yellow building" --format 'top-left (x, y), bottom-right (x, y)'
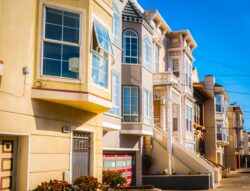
top-left (0, 0), bottom-right (113, 190)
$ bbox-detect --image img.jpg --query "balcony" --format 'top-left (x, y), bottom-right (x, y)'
top-left (153, 71), bottom-right (179, 86)
top-left (0, 60), bottom-right (3, 76)
top-left (121, 123), bottom-right (153, 136)
top-left (32, 87), bottom-right (112, 114)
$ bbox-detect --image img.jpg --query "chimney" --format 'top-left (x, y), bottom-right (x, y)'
top-left (203, 75), bottom-right (215, 96)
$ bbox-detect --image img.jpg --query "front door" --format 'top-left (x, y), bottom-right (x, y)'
top-left (72, 132), bottom-right (90, 181)
top-left (0, 136), bottom-right (17, 191)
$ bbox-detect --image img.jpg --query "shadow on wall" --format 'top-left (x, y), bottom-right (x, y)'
top-left (31, 99), bottom-right (97, 132)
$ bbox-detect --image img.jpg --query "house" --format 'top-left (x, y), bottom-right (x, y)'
top-left (202, 75), bottom-right (230, 166)
top-left (243, 131), bottom-right (250, 167)
top-left (141, 9), bottom-right (220, 188)
top-left (102, 0), bottom-right (154, 186)
top-left (225, 104), bottom-right (244, 170)
top-left (0, 0), bottom-right (114, 190)
top-left (192, 67), bottom-right (213, 155)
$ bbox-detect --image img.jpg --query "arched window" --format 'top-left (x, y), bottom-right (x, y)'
top-left (143, 36), bottom-right (152, 70)
top-left (123, 29), bottom-right (138, 64)
top-left (112, 4), bottom-right (121, 46)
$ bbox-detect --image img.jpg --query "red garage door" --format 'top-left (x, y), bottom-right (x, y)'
top-left (103, 153), bottom-right (136, 186)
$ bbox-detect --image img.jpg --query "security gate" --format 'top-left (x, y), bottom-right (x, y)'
top-left (72, 132), bottom-right (90, 181)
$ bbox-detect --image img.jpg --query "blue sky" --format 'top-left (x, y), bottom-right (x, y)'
top-left (138, 0), bottom-right (250, 132)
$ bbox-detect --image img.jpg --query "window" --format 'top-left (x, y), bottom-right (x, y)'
top-left (217, 124), bottom-right (223, 141)
top-left (42, 7), bottom-right (80, 79)
top-left (143, 36), bottom-right (152, 70)
top-left (91, 20), bottom-right (113, 88)
top-left (185, 60), bottom-right (192, 88)
top-left (123, 30), bottom-right (138, 64)
top-left (112, 5), bottom-right (121, 46)
top-left (186, 105), bottom-right (192, 132)
top-left (123, 86), bottom-right (139, 122)
top-left (194, 103), bottom-right (201, 125)
top-left (216, 96), bottom-right (224, 112)
top-left (173, 59), bottom-right (179, 77)
top-left (107, 72), bottom-right (120, 116)
top-left (154, 45), bottom-right (160, 72)
top-left (144, 89), bottom-right (152, 124)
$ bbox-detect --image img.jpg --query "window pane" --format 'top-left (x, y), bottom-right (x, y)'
top-left (123, 30), bottom-right (138, 64)
top-left (63, 27), bottom-right (79, 43)
top-left (62, 61), bottom-right (78, 78)
top-left (45, 23), bottom-right (62, 41)
top-left (43, 58), bottom-right (61, 76)
top-left (64, 12), bottom-right (80, 28)
top-left (62, 45), bottom-right (80, 61)
top-left (92, 53), bottom-right (108, 88)
top-left (43, 42), bottom-right (62, 60)
top-left (46, 8), bottom-right (63, 25)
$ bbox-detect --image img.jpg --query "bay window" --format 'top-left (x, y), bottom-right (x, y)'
top-left (173, 59), bottom-right (180, 77)
top-left (185, 59), bottom-right (192, 88)
top-left (217, 124), bottom-right (223, 141)
top-left (144, 89), bottom-right (152, 124)
top-left (123, 86), bottom-right (139, 122)
top-left (42, 7), bottom-right (80, 79)
top-left (123, 30), bottom-right (138, 64)
top-left (216, 96), bottom-right (224, 112)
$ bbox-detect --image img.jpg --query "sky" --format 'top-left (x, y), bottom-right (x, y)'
top-left (138, 0), bottom-right (250, 132)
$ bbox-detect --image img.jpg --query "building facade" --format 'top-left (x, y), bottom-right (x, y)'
top-left (0, 0), bottom-right (114, 190)
top-left (225, 105), bottom-right (244, 170)
top-left (203, 76), bottom-right (230, 166)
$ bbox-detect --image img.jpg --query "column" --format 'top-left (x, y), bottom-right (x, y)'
top-left (160, 98), bottom-right (166, 131)
top-left (167, 85), bottom-right (173, 175)
top-left (178, 104), bottom-right (182, 144)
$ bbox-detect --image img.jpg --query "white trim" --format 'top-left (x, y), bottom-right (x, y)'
top-left (103, 122), bottom-right (121, 130)
top-left (121, 130), bottom-right (153, 136)
top-left (103, 147), bottom-right (140, 151)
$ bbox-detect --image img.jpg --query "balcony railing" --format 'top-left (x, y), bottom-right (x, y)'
top-left (153, 71), bottom-right (179, 86)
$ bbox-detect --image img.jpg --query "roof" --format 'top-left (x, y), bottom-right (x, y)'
top-left (193, 82), bottom-right (213, 100)
top-left (171, 30), bottom-right (197, 50)
top-left (123, 0), bottom-right (143, 18)
top-left (228, 104), bottom-right (244, 114)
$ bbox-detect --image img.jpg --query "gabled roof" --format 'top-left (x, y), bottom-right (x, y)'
top-left (122, 0), bottom-right (144, 18)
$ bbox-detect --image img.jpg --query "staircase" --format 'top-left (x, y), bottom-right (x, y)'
top-left (152, 127), bottom-right (221, 188)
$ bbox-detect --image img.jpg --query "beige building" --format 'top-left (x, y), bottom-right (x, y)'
top-left (203, 76), bottom-right (230, 166)
top-left (0, 0), bottom-right (114, 190)
top-left (225, 105), bottom-right (244, 170)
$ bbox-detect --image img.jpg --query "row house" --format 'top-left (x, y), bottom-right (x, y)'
top-left (0, 0), bottom-right (114, 190)
top-left (243, 131), bottom-right (250, 167)
top-left (202, 76), bottom-right (230, 166)
top-left (225, 104), bottom-right (244, 170)
top-left (102, 0), bottom-right (154, 186)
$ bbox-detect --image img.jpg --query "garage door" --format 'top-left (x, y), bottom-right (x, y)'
top-left (103, 153), bottom-right (136, 186)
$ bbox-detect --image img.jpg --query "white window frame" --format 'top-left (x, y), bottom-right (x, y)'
top-left (185, 59), bottom-right (192, 88)
top-left (123, 29), bottom-right (138, 64)
top-left (215, 95), bottom-right (224, 113)
top-left (143, 89), bottom-right (153, 125)
top-left (107, 71), bottom-right (120, 116)
top-left (143, 36), bottom-right (153, 70)
top-left (122, 86), bottom-right (139, 122)
top-left (42, 6), bottom-right (81, 79)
